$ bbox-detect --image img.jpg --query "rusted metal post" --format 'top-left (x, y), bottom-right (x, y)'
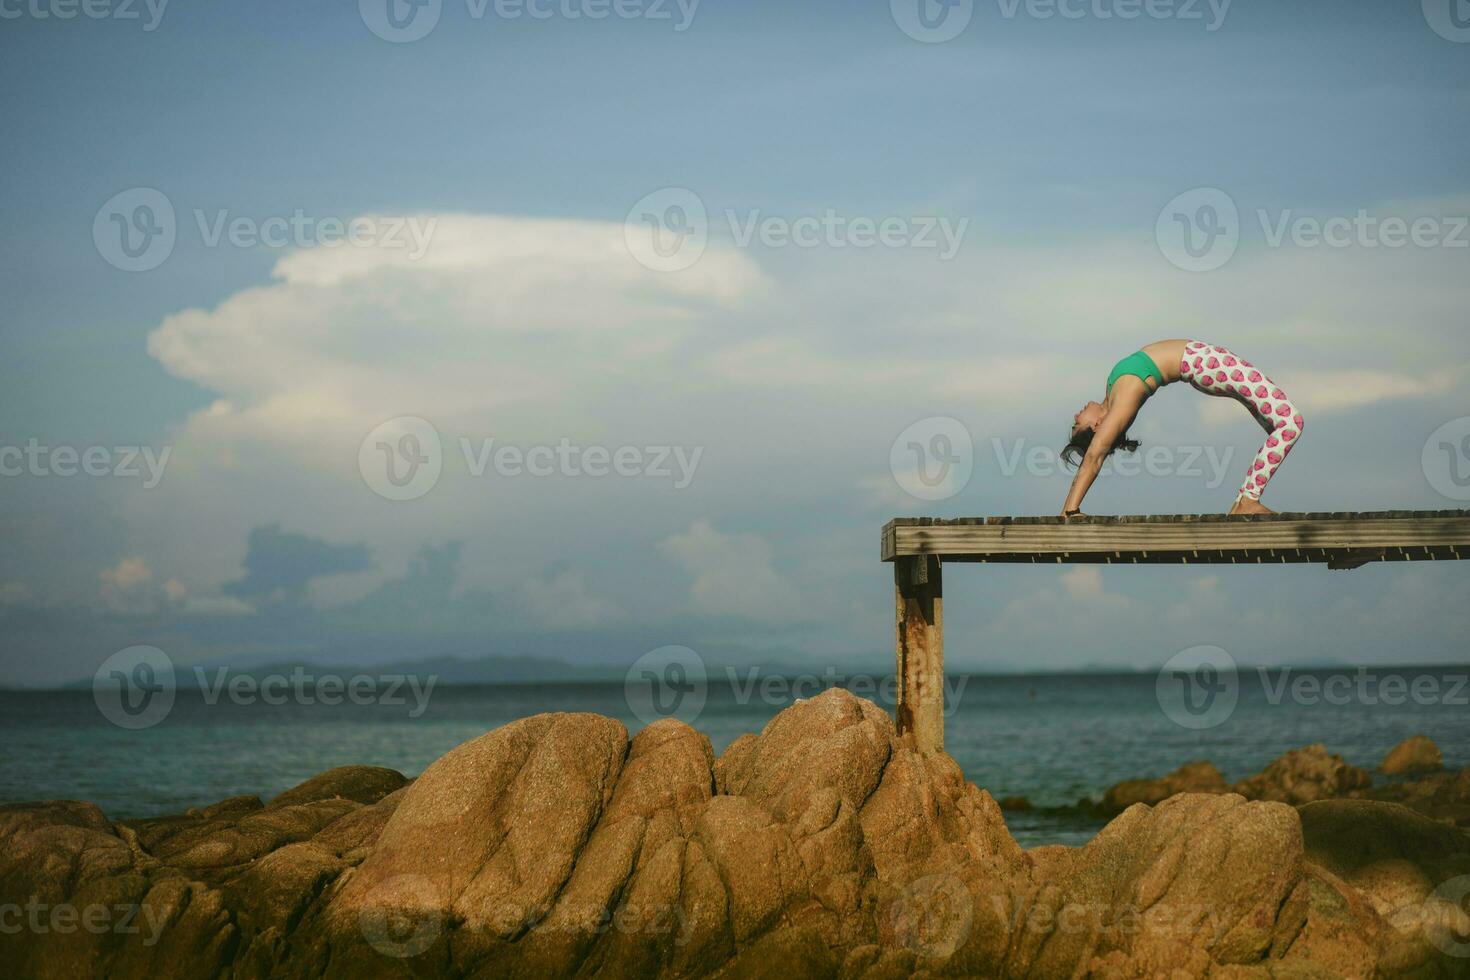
top-left (894, 553), bottom-right (944, 754)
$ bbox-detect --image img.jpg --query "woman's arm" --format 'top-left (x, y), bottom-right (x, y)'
top-left (1061, 391), bottom-right (1143, 515)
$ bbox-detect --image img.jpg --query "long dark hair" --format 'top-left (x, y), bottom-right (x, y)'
top-left (1061, 428), bottom-right (1141, 469)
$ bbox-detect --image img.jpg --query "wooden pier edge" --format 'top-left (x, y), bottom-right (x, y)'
top-left (885, 510), bottom-right (1470, 755)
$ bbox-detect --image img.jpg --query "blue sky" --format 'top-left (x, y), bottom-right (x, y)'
top-left (2, 0), bottom-right (1468, 686)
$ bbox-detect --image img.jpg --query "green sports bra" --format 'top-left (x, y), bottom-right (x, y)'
top-left (1106, 350), bottom-right (1164, 394)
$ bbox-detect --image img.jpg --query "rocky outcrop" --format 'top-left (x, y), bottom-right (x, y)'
top-left (1097, 740), bottom-right (1468, 832)
top-left (1233, 743), bottom-right (1374, 805)
top-left (1094, 760), bottom-right (1231, 816)
top-left (1357, 767), bottom-right (1470, 830)
top-left (1382, 736), bottom-right (1446, 776)
top-left (2, 690), bottom-right (1467, 978)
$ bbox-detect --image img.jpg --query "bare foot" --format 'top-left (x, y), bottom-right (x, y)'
top-left (1229, 496), bottom-right (1276, 516)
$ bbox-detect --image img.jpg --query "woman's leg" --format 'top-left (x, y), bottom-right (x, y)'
top-left (1179, 341), bottom-right (1305, 510)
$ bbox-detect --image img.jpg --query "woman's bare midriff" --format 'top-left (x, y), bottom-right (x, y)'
top-left (1141, 339), bottom-right (1191, 385)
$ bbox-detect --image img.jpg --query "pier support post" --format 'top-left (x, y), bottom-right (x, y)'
top-left (894, 554), bottom-right (944, 754)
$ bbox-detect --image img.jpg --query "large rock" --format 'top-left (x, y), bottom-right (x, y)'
top-left (1381, 735), bottom-right (1445, 776)
top-left (1096, 760), bottom-right (1230, 815)
top-left (1234, 743), bottom-right (1373, 805)
top-left (3, 691), bottom-right (1467, 978)
top-left (1357, 767), bottom-right (1470, 828)
top-left (267, 765), bottom-right (409, 808)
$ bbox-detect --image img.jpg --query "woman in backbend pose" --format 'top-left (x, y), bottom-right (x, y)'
top-left (1061, 340), bottom-right (1304, 516)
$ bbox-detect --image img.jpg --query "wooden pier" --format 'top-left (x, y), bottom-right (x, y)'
top-left (883, 511), bottom-right (1470, 754)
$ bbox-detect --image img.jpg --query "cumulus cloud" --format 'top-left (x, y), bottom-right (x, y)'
top-left (658, 520), bottom-right (805, 621)
top-left (21, 206), bottom-right (1463, 680)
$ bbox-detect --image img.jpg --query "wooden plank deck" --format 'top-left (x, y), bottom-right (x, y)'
top-left (885, 511), bottom-right (1470, 755)
top-left (882, 510), bottom-right (1470, 569)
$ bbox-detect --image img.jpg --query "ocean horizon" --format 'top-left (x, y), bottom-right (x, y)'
top-left (6, 665), bottom-right (1465, 849)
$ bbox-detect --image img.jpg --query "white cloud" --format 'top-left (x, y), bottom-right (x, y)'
top-left (658, 520), bottom-right (805, 621)
top-left (110, 208), bottom-right (1469, 655)
top-left (511, 569), bottom-right (623, 629)
top-left (100, 557), bottom-right (154, 613)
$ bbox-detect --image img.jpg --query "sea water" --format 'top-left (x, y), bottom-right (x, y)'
top-left (2, 667), bottom-right (1465, 848)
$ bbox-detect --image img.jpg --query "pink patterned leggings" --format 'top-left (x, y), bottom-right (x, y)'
top-left (1180, 341), bottom-right (1305, 501)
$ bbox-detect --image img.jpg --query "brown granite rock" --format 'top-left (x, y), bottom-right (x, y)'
top-left (1380, 735), bottom-right (1445, 776)
top-left (3, 692), bottom-right (1467, 978)
top-left (1096, 759), bottom-right (1231, 815)
top-left (266, 765), bottom-right (409, 809)
top-left (1233, 743), bottom-right (1373, 805)
top-left (1357, 766), bottom-right (1470, 829)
